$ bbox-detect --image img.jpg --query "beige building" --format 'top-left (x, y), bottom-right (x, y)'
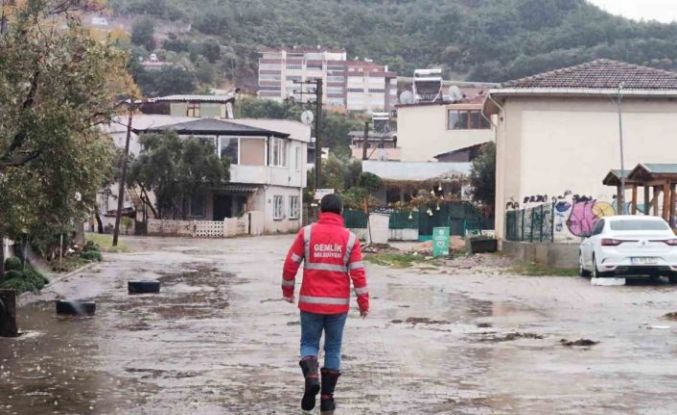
top-left (397, 99), bottom-right (494, 162)
top-left (484, 59), bottom-right (677, 242)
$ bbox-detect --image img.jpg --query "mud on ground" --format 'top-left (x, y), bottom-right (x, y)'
top-left (1, 235), bottom-right (676, 414)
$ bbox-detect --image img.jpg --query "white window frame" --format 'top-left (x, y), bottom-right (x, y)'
top-left (273, 195), bottom-right (285, 220)
top-left (269, 137), bottom-right (288, 167)
top-left (289, 195), bottom-right (300, 220)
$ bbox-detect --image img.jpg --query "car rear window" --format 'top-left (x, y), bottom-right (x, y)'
top-left (609, 219), bottom-right (670, 231)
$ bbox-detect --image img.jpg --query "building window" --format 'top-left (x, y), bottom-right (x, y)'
top-left (187, 103), bottom-right (200, 117)
top-left (190, 194), bottom-right (206, 218)
top-left (219, 137), bottom-right (239, 164)
top-left (273, 195), bottom-right (285, 220)
top-left (289, 195), bottom-right (300, 219)
top-left (269, 137), bottom-right (287, 167)
top-left (447, 110), bottom-right (491, 130)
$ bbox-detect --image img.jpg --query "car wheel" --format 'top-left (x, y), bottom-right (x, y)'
top-left (578, 252), bottom-right (591, 277)
top-left (591, 254), bottom-right (604, 279)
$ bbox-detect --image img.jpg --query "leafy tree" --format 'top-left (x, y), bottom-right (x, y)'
top-left (131, 17), bottom-right (156, 51)
top-left (127, 132), bottom-right (230, 219)
top-left (469, 142), bottom-right (496, 210)
top-left (201, 40), bottom-right (221, 64)
top-left (0, 0), bottom-right (136, 275)
top-left (132, 65), bottom-right (197, 97)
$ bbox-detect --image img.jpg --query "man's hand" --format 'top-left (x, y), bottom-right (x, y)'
top-left (283, 295), bottom-right (295, 304)
top-left (360, 310), bottom-right (369, 319)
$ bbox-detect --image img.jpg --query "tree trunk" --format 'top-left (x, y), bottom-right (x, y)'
top-left (0, 234), bottom-right (5, 281)
top-left (95, 211), bottom-right (104, 234)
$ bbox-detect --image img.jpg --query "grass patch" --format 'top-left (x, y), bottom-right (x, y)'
top-left (50, 256), bottom-right (92, 273)
top-left (364, 252), bottom-right (427, 269)
top-left (85, 233), bottom-right (130, 253)
top-left (511, 262), bottom-right (579, 277)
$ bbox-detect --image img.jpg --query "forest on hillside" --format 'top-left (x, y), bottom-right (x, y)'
top-left (110, 0), bottom-right (677, 94)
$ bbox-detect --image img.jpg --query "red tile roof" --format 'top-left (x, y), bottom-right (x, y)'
top-left (502, 59), bottom-right (677, 90)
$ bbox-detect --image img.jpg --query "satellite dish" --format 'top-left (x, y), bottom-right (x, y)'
top-left (448, 86), bottom-right (463, 102)
top-left (301, 110), bottom-right (314, 126)
top-left (399, 90), bottom-right (414, 105)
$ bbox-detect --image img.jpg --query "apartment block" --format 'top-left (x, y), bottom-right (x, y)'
top-left (257, 48), bottom-right (396, 113)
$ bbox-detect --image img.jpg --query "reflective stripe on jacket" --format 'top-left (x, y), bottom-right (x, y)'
top-left (282, 212), bottom-right (369, 314)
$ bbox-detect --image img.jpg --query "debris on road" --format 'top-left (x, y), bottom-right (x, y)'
top-left (476, 332), bottom-right (544, 343)
top-left (663, 312), bottom-right (677, 321)
top-left (560, 338), bottom-right (599, 347)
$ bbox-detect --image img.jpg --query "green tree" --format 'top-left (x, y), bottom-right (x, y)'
top-left (131, 17), bottom-right (156, 51)
top-left (0, 0), bottom-right (135, 275)
top-left (127, 132), bottom-right (230, 219)
top-left (469, 142), bottom-right (496, 210)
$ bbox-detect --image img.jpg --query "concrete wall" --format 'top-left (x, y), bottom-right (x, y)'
top-left (257, 185), bottom-right (303, 234)
top-left (397, 103), bottom-right (494, 162)
top-left (502, 240), bottom-right (579, 269)
top-left (496, 97), bottom-right (677, 241)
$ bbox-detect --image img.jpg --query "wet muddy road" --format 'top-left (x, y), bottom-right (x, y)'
top-left (1, 235), bottom-right (676, 414)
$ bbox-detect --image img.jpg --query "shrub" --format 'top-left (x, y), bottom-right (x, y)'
top-left (80, 251), bottom-right (103, 262)
top-left (4, 270), bottom-right (23, 280)
top-left (4, 257), bottom-right (23, 271)
top-left (83, 240), bottom-right (100, 253)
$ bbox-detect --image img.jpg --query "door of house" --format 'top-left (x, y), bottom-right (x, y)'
top-left (213, 195), bottom-right (232, 221)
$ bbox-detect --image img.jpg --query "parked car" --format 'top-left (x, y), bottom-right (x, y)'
top-left (579, 215), bottom-right (677, 282)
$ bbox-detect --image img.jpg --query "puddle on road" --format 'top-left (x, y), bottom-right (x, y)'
top-left (0, 264), bottom-right (233, 415)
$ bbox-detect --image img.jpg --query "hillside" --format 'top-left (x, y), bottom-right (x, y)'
top-left (107, 0), bottom-right (677, 94)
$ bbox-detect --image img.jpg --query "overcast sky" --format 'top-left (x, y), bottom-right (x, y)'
top-left (589, 0), bottom-right (677, 23)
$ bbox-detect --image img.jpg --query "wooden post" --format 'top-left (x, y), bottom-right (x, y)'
top-left (653, 186), bottom-right (660, 216)
top-left (0, 289), bottom-right (18, 337)
top-left (616, 185), bottom-right (623, 214)
top-left (663, 181), bottom-right (671, 221)
top-left (631, 185), bottom-right (638, 215)
top-left (644, 185), bottom-right (650, 214)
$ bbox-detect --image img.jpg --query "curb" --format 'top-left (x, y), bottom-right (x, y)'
top-left (41, 262), bottom-right (99, 293)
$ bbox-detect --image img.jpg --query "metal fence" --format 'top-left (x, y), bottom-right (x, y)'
top-left (505, 203), bottom-right (555, 242)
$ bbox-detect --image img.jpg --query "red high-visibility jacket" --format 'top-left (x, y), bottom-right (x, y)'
top-left (282, 212), bottom-right (369, 314)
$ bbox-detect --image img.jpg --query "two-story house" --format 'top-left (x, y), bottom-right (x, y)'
top-left (139, 118), bottom-right (309, 233)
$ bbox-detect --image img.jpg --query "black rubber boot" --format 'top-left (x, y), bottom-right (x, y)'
top-left (320, 368), bottom-right (341, 415)
top-left (299, 356), bottom-right (320, 411)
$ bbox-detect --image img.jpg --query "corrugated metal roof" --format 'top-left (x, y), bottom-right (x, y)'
top-left (642, 163), bottom-right (677, 174)
top-left (362, 160), bottom-right (471, 181)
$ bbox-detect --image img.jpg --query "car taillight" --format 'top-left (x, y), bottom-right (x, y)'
top-left (601, 238), bottom-right (624, 246)
top-left (660, 239), bottom-right (677, 246)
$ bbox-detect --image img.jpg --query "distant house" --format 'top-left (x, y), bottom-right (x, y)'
top-left (140, 94), bottom-right (236, 119)
top-left (483, 59), bottom-right (677, 242)
top-left (397, 94), bottom-right (494, 162)
top-left (362, 160), bottom-right (472, 205)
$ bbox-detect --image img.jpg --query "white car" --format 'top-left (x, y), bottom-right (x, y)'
top-left (579, 215), bottom-right (677, 282)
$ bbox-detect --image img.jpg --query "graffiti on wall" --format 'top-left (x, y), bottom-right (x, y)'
top-left (511, 191), bottom-right (618, 239)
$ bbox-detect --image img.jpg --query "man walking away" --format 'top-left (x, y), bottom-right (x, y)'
top-left (282, 194), bottom-right (369, 414)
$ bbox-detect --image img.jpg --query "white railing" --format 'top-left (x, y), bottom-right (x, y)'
top-left (147, 211), bottom-right (264, 238)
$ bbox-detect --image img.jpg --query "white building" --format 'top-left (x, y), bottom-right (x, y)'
top-left (102, 115), bottom-right (309, 234)
top-left (397, 95), bottom-right (494, 162)
top-left (257, 48), bottom-right (397, 112)
top-left (483, 59), bottom-right (677, 242)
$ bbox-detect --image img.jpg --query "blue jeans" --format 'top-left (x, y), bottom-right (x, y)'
top-left (300, 311), bottom-right (348, 370)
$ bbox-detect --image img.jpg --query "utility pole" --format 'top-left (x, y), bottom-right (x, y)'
top-left (113, 105), bottom-right (134, 247)
top-left (314, 78), bottom-right (323, 190)
top-left (362, 121), bottom-right (370, 160)
top-left (617, 82), bottom-right (626, 209)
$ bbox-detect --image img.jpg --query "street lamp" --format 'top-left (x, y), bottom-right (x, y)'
top-left (617, 82), bottom-right (626, 210)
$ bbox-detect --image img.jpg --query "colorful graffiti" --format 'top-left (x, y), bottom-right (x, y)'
top-left (566, 200), bottom-right (615, 237)
top-left (512, 191), bottom-right (618, 238)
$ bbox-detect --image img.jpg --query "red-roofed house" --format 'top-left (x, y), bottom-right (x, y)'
top-left (484, 59), bottom-right (677, 242)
